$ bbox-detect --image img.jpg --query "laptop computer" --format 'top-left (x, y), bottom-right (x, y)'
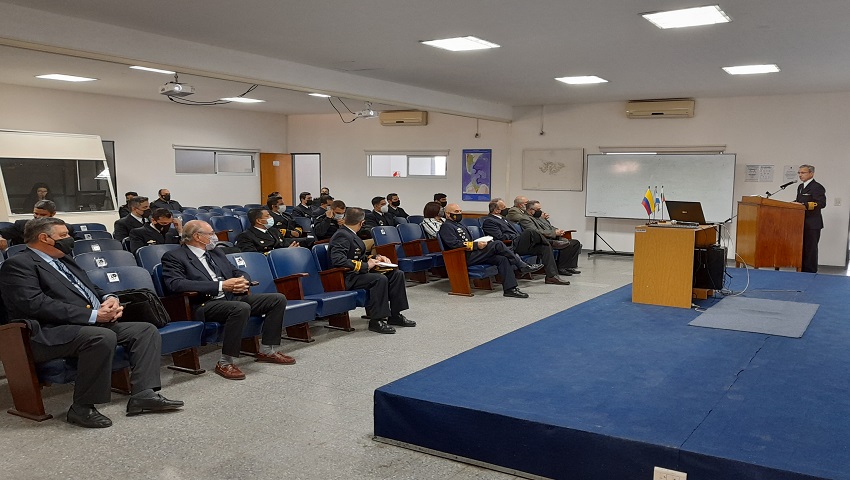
top-left (665, 200), bottom-right (707, 224)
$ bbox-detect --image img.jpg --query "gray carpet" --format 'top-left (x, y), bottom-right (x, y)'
top-left (689, 296), bottom-right (819, 338)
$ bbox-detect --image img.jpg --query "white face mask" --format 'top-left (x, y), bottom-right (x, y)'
top-left (379, 204), bottom-right (389, 214)
top-left (264, 218), bottom-right (275, 228)
top-left (203, 235), bottom-right (217, 251)
top-left (334, 213), bottom-right (344, 220)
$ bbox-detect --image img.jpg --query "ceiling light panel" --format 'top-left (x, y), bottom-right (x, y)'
top-left (35, 73), bottom-right (97, 82)
top-left (421, 36), bottom-right (500, 52)
top-left (722, 64), bottom-right (780, 75)
top-left (220, 97), bottom-right (266, 103)
top-left (555, 76), bottom-right (609, 85)
top-left (642, 5), bottom-right (731, 29)
top-left (130, 66), bottom-right (176, 74)
top-left (308, 93), bottom-right (331, 98)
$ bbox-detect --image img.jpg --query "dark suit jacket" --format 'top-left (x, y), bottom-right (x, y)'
top-left (128, 223), bottom-right (179, 253)
top-left (113, 214), bottom-right (146, 241)
top-left (481, 214), bottom-right (519, 242)
top-left (329, 226), bottom-right (371, 283)
top-left (314, 215), bottom-right (341, 240)
top-left (291, 204), bottom-right (312, 218)
top-left (268, 209), bottom-right (303, 237)
top-left (118, 204), bottom-right (131, 218)
top-left (161, 245), bottom-right (250, 301)
top-left (235, 227), bottom-right (289, 253)
top-left (150, 199), bottom-right (184, 212)
top-left (0, 248), bottom-right (107, 346)
top-left (388, 206), bottom-right (409, 218)
top-left (796, 179), bottom-right (826, 230)
top-left (1, 219), bottom-right (76, 246)
top-left (361, 210), bottom-right (397, 239)
top-left (438, 220), bottom-right (478, 252)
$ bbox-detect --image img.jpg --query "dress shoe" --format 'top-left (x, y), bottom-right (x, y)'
top-left (67, 405), bottom-right (112, 428)
top-left (215, 362), bottom-right (246, 380)
top-left (255, 351), bottom-right (296, 365)
top-left (126, 394), bottom-right (185, 416)
top-left (566, 268), bottom-right (581, 275)
top-left (558, 269), bottom-right (573, 276)
top-left (388, 314), bottom-right (416, 327)
top-left (503, 287), bottom-right (529, 298)
top-left (519, 263), bottom-right (544, 274)
top-left (368, 319), bottom-right (397, 334)
top-left (545, 276), bottom-right (570, 285)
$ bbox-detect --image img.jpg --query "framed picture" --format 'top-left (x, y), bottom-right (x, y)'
top-left (461, 149), bottom-right (491, 201)
top-left (522, 148), bottom-right (584, 191)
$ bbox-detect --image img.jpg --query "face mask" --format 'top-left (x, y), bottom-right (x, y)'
top-left (334, 213), bottom-right (344, 220)
top-left (439, 200), bottom-right (447, 207)
top-left (264, 218), bottom-right (275, 228)
top-left (50, 236), bottom-right (75, 255)
top-left (500, 208), bottom-right (510, 216)
top-left (391, 200), bottom-right (400, 207)
top-left (162, 194), bottom-right (171, 202)
top-left (380, 205), bottom-right (389, 214)
top-left (449, 213), bottom-right (463, 222)
top-left (141, 209), bottom-right (152, 219)
top-left (155, 224), bottom-right (171, 234)
top-left (203, 234), bottom-right (217, 251)
top-left (533, 210), bottom-right (543, 218)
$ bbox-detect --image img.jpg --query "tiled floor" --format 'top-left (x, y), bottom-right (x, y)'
top-left (6, 253), bottom-right (841, 479)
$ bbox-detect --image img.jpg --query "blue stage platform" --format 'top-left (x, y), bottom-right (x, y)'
top-left (374, 269), bottom-right (850, 479)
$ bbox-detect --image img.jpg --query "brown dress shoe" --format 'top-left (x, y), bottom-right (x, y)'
top-left (545, 277), bottom-right (570, 285)
top-left (215, 362), bottom-right (246, 380)
top-left (254, 351), bottom-right (296, 365)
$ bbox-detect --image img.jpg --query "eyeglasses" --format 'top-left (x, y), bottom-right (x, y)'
top-left (197, 231), bottom-right (216, 236)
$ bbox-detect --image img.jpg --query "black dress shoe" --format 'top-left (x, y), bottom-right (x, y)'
top-left (519, 263), bottom-right (544, 274)
top-left (566, 268), bottom-right (581, 275)
top-left (558, 269), bottom-right (573, 276)
top-left (388, 314), bottom-right (416, 327)
top-left (503, 287), bottom-right (529, 298)
top-left (67, 405), bottom-right (112, 428)
top-left (126, 394), bottom-right (185, 416)
top-left (368, 319), bottom-right (397, 334)
top-left (545, 276), bottom-right (570, 285)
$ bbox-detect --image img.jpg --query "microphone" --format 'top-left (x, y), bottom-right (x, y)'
top-left (779, 180), bottom-right (797, 189)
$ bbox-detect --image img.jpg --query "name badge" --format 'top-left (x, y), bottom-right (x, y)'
top-left (95, 257), bottom-right (108, 267)
top-left (91, 244), bottom-right (101, 252)
top-left (235, 256), bottom-right (247, 267)
top-left (107, 272), bottom-right (120, 283)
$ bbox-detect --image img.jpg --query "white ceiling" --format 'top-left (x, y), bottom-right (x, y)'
top-left (3, 1), bottom-right (850, 118)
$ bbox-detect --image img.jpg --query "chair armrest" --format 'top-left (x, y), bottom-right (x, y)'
top-left (160, 292), bottom-right (199, 321)
top-left (214, 230), bottom-right (233, 242)
top-left (273, 273), bottom-right (307, 300)
top-left (401, 239), bottom-right (425, 257)
top-left (318, 267), bottom-right (349, 292)
top-left (561, 230), bottom-right (576, 240)
top-left (314, 238), bottom-right (330, 245)
top-left (424, 238), bottom-right (441, 254)
top-left (375, 243), bottom-right (399, 263)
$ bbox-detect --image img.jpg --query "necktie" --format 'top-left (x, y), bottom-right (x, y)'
top-left (203, 252), bottom-right (224, 279)
top-left (54, 260), bottom-right (101, 309)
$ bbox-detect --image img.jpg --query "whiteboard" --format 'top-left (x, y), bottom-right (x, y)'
top-left (585, 154), bottom-right (736, 222)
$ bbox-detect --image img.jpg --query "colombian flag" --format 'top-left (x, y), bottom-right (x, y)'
top-left (641, 188), bottom-right (655, 215)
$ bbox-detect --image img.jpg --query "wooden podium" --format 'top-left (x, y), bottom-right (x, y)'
top-left (632, 224), bottom-right (718, 308)
top-left (735, 196), bottom-right (805, 271)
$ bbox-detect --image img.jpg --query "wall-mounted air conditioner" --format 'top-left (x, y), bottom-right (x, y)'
top-left (379, 110), bottom-right (428, 126)
top-left (625, 99), bottom-right (695, 119)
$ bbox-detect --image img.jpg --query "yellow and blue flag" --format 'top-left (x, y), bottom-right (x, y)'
top-left (641, 188), bottom-right (654, 215)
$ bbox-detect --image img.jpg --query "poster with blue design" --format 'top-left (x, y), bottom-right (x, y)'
top-left (461, 149), bottom-right (491, 201)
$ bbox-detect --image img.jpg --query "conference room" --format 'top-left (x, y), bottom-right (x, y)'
top-left (1, 2), bottom-right (850, 479)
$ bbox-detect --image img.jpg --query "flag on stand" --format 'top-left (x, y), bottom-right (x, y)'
top-left (660, 186), bottom-right (666, 220)
top-left (654, 186), bottom-right (661, 213)
top-left (641, 188), bottom-right (655, 215)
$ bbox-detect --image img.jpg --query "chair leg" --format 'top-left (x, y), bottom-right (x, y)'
top-left (0, 326), bottom-right (51, 421)
top-left (284, 323), bottom-right (315, 343)
top-left (405, 271), bottom-right (428, 284)
top-left (168, 348), bottom-right (205, 375)
top-left (111, 368), bottom-right (132, 395)
top-left (472, 278), bottom-right (495, 290)
top-left (325, 312), bottom-right (355, 332)
top-left (240, 336), bottom-right (260, 356)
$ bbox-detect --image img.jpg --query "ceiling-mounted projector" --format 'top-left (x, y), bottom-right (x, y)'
top-left (354, 101), bottom-right (378, 118)
top-left (159, 82), bottom-right (195, 97)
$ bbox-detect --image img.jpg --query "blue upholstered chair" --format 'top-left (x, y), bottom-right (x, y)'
top-left (370, 226), bottom-right (433, 284)
top-left (267, 248), bottom-right (358, 333)
top-left (244, 204), bottom-right (263, 209)
top-left (225, 252), bottom-right (319, 342)
top-left (397, 223), bottom-right (445, 268)
top-left (5, 244), bottom-right (29, 257)
top-left (461, 218), bottom-right (482, 230)
top-left (236, 213), bottom-right (250, 232)
top-left (395, 217), bottom-right (409, 224)
top-left (195, 212), bottom-right (214, 223)
top-left (312, 244), bottom-right (369, 309)
top-left (222, 204), bottom-right (243, 210)
top-left (182, 208), bottom-right (203, 215)
top-left (436, 229), bottom-right (498, 296)
top-left (69, 222), bottom-right (108, 232)
top-left (136, 244), bottom-right (181, 272)
top-left (73, 230), bottom-right (114, 241)
top-left (406, 215), bottom-right (424, 225)
top-left (199, 205), bottom-right (220, 211)
top-left (74, 250), bottom-right (138, 270)
top-left (72, 238), bottom-right (124, 257)
top-left (209, 215), bottom-right (244, 243)
top-left (293, 216), bottom-right (313, 234)
top-left (206, 207), bottom-right (225, 215)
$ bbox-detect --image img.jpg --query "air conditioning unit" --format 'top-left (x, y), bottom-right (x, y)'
top-left (625, 99), bottom-right (695, 119)
top-left (379, 110), bottom-right (428, 126)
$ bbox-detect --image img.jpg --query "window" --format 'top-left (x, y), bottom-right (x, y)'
top-left (367, 151), bottom-right (448, 178)
top-left (174, 147), bottom-right (257, 175)
top-left (0, 158), bottom-right (117, 213)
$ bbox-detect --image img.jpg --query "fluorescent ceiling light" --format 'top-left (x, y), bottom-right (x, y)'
top-left (220, 97), bottom-right (266, 103)
top-left (36, 73), bottom-right (97, 82)
top-left (308, 93), bottom-right (331, 98)
top-left (555, 75), bottom-right (609, 85)
top-left (722, 64), bottom-right (780, 75)
top-left (130, 66), bottom-right (176, 75)
top-left (421, 36), bottom-right (500, 52)
top-left (642, 5), bottom-right (731, 29)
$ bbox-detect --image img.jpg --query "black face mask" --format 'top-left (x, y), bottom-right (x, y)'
top-left (141, 209), bottom-right (152, 219)
top-left (162, 194), bottom-right (171, 202)
top-left (449, 213), bottom-right (463, 222)
top-left (155, 224), bottom-right (171, 235)
top-left (51, 236), bottom-right (75, 256)
top-left (391, 200), bottom-right (401, 207)
top-left (532, 210), bottom-right (543, 218)
top-left (439, 200), bottom-right (447, 207)
top-left (500, 208), bottom-right (510, 216)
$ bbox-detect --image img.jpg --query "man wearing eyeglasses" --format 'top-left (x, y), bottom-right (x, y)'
top-left (795, 165), bottom-right (827, 273)
top-left (161, 220), bottom-right (293, 380)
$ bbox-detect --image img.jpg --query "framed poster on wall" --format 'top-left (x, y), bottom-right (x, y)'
top-left (461, 149), bottom-right (491, 202)
top-left (522, 148), bottom-right (584, 191)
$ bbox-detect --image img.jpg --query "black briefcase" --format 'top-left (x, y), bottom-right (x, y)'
top-left (115, 289), bottom-right (171, 328)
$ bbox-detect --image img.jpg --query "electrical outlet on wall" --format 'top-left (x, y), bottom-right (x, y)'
top-left (653, 466), bottom-right (687, 480)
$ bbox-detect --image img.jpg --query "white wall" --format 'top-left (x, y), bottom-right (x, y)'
top-left (0, 83), bottom-right (287, 224)
top-left (286, 113), bottom-right (510, 214)
top-left (510, 93), bottom-right (850, 266)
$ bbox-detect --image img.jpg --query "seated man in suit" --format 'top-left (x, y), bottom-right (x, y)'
top-left (291, 191), bottom-right (313, 218)
top-left (150, 188), bottom-right (184, 212)
top-left (314, 199), bottom-right (347, 241)
top-left (507, 196), bottom-right (582, 276)
top-left (0, 217), bottom-right (183, 428)
top-left (482, 198), bottom-right (569, 285)
top-left (0, 200), bottom-right (76, 249)
top-left (386, 193), bottom-right (408, 219)
top-left (113, 196), bottom-right (150, 242)
top-left (235, 208), bottom-right (300, 253)
top-left (161, 220), bottom-right (294, 380)
top-left (311, 194), bottom-right (334, 219)
top-left (329, 207), bottom-right (414, 334)
top-left (440, 204), bottom-right (540, 299)
top-left (128, 208), bottom-right (182, 253)
top-left (265, 195), bottom-right (313, 248)
top-left (361, 196), bottom-right (398, 240)
top-left (118, 191), bottom-right (137, 218)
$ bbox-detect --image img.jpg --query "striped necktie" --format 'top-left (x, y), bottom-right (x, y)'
top-left (53, 260), bottom-right (101, 309)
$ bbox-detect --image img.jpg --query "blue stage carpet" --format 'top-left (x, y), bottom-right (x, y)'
top-left (374, 268), bottom-right (850, 479)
